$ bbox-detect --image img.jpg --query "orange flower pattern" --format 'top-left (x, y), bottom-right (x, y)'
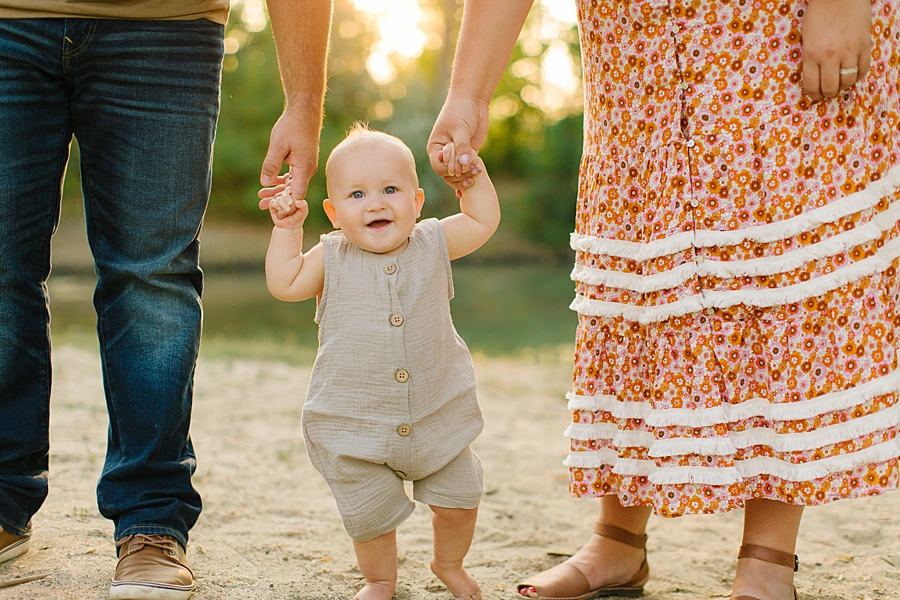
top-left (568, 0), bottom-right (900, 516)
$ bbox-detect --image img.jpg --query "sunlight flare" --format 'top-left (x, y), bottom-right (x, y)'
top-left (352, 0), bottom-right (436, 83)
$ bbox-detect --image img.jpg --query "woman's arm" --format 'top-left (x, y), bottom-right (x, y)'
top-left (427, 0), bottom-right (534, 185)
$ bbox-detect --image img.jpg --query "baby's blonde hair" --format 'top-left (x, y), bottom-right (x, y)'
top-left (325, 122), bottom-right (418, 187)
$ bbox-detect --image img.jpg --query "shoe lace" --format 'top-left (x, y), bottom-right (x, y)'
top-left (129, 534), bottom-right (179, 558)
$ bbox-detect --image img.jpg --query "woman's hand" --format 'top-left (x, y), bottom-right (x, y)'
top-left (427, 94), bottom-right (491, 192)
top-left (801, 0), bottom-right (872, 101)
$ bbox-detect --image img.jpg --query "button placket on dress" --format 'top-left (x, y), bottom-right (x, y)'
top-left (669, 0), bottom-right (719, 329)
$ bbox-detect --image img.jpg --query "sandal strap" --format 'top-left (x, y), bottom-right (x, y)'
top-left (738, 544), bottom-right (798, 572)
top-left (593, 522), bottom-right (647, 549)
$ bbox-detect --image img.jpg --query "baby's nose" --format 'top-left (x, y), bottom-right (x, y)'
top-left (366, 194), bottom-right (387, 208)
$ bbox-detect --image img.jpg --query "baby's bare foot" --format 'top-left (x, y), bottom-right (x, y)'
top-left (353, 581), bottom-right (395, 600)
top-left (430, 559), bottom-right (481, 600)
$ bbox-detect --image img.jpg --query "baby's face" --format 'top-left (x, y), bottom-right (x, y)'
top-left (324, 138), bottom-right (424, 255)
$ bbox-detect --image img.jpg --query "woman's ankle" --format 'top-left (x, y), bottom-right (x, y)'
top-left (566, 532), bottom-right (646, 585)
top-left (731, 556), bottom-right (795, 600)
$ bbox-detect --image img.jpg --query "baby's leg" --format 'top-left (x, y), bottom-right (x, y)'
top-left (414, 447), bottom-right (484, 599)
top-left (353, 529), bottom-right (398, 600)
top-left (313, 453), bottom-right (416, 600)
top-left (430, 506), bottom-right (481, 600)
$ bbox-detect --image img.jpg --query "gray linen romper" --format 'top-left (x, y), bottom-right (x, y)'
top-left (302, 218), bottom-right (485, 542)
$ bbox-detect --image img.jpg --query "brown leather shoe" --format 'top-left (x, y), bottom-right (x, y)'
top-left (109, 534), bottom-right (194, 600)
top-left (0, 527), bottom-right (30, 565)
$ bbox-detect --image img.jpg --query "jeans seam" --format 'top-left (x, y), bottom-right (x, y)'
top-left (79, 137), bottom-right (119, 469)
top-left (34, 150), bottom-right (58, 445)
top-left (0, 517), bottom-right (31, 537)
top-left (34, 110), bottom-right (71, 465)
top-left (61, 19), bottom-right (96, 61)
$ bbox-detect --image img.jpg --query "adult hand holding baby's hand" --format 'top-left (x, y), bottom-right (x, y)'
top-left (428, 94), bottom-right (490, 191)
top-left (260, 107), bottom-right (321, 204)
top-left (440, 143), bottom-right (483, 198)
top-left (267, 184), bottom-right (309, 229)
top-left (258, 172), bottom-right (290, 211)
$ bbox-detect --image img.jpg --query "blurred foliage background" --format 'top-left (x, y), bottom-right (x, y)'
top-left (51, 0), bottom-right (585, 357)
top-left (63, 0), bottom-right (585, 262)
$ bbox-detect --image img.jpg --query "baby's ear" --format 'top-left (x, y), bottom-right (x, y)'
top-left (323, 199), bottom-right (340, 228)
top-left (414, 188), bottom-right (425, 217)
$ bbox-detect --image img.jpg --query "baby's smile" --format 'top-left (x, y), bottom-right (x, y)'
top-left (367, 219), bottom-right (392, 230)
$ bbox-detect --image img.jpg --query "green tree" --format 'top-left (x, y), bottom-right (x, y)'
top-left (210, 0), bottom-right (586, 259)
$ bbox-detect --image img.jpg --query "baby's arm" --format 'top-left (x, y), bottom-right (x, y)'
top-left (265, 187), bottom-right (325, 301)
top-left (439, 144), bottom-right (500, 261)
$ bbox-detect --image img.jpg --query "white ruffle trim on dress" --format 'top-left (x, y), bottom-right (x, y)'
top-left (565, 368), bottom-right (900, 424)
top-left (570, 233), bottom-right (900, 323)
top-left (564, 438), bottom-right (900, 484)
top-left (571, 198), bottom-right (900, 293)
top-left (569, 164), bottom-right (900, 261)
top-left (564, 403), bottom-right (900, 455)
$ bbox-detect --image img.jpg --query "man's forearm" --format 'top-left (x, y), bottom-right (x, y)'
top-left (449, 0), bottom-right (534, 103)
top-left (266, 0), bottom-right (332, 112)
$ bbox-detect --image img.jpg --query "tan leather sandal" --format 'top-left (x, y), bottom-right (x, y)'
top-left (731, 544), bottom-right (799, 600)
top-left (516, 522), bottom-right (649, 599)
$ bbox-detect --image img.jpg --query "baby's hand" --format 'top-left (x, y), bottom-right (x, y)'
top-left (440, 143), bottom-right (483, 198)
top-left (268, 185), bottom-right (308, 229)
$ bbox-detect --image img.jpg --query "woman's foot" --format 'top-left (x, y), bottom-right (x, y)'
top-left (731, 554), bottom-right (797, 600)
top-left (430, 558), bottom-right (481, 600)
top-left (353, 580), bottom-right (395, 600)
top-left (518, 531), bottom-right (646, 598)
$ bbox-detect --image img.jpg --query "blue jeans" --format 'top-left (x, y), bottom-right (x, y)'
top-left (0, 18), bottom-right (224, 548)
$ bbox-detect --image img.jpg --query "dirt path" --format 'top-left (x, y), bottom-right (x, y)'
top-left (1, 346), bottom-right (897, 599)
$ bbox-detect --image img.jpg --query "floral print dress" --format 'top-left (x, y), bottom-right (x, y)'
top-left (567, 0), bottom-right (900, 515)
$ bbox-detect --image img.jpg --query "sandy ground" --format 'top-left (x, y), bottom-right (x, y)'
top-left (1, 346), bottom-right (900, 600)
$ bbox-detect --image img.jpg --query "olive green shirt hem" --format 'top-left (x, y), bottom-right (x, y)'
top-left (0, 5), bottom-right (229, 25)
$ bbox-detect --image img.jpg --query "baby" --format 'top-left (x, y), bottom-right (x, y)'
top-left (263, 124), bottom-right (499, 600)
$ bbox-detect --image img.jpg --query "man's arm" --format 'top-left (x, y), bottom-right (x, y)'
top-left (259, 0), bottom-right (333, 206)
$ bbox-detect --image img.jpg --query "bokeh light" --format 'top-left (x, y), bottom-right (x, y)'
top-left (237, 0), bottom-right (268, 32)
top-left (352, 0), bottom-right (439, 84)
top-left (541, 0), bottom-right (578, 24)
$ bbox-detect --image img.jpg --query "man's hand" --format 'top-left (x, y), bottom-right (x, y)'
top-left (801, 0), bottom-right (872, 101)
top-left (259, 108), bottom-right (321, 209)
top-left (427, 94), bottom-right (490, 192)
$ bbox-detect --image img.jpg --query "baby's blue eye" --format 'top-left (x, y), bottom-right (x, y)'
top-left (351, 191), bottom-right (364, 199)
top-left (385, 186), bottom-right (397, 194)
